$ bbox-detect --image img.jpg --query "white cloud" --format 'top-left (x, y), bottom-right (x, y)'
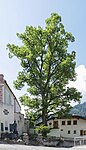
top-left (69, 65), bottom-right (86, 103)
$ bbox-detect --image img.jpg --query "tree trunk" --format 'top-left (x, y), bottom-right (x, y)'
top-left (41, 94), bottom-right (48, 137)
top-left (42, 109), bottom-right (48, 137)
top-left (42, 109), bottom-right (47, 126)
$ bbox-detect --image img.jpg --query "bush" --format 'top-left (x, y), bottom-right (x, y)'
top-left (35, 124), bottom-right (50, 137)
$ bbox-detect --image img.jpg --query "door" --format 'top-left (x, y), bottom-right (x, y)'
top-left (80, 130), bottom-right (84, 136)
top-left (53, 121), bottom-right (58, 128)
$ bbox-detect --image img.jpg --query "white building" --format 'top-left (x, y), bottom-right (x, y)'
top-left (0, 74), bottom-right (24, 137)
top-left (47, 115), bottom-right (86, 138)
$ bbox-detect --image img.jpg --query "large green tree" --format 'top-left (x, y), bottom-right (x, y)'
top-left (7, 13), bottom-right (81, 125)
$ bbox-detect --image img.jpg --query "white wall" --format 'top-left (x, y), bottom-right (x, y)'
top-left (0, 82), bottom-right (15, 137)
top-left (47, 118), bottom-right (86, 138)
top-left (14, 112), bottom-right (24, 136)
top-left (14, 99), bottom-right (21, 113)
top-left (0, 103), bottom-right (14, 128)
top-left (0, 76), bottom-right (23, 138)
top-left (4, 86), bottom-right (14, 106)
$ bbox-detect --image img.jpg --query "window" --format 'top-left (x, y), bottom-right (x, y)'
top-left (84, 130), bottom-right (86, 135)
top-left (9, 94), bottom-right (11, 105)
top-left (5, 121), bottom-right (8, 131)
top-left (74, 130), bottom-right (76, 134)
top-left (62, 121), bottom-right (65, 125)
top-left (73, 120), bottom-right (77, 125)
top-left (9, 124), bottom-right (13, 132)
top-left (4, 88), bottom-right (6, 104)
top-left (49, 122), bottom-right (52, 125)
top-left (68, 130), bottom-right (70, 134)
top-left (5, 127), bottom-right (8, 131)
top-left (67, 121), bottom-right (71, 125)
top-left (49, 122), bottom-right (52, 128)
top-left (1, 123), bottom-right (4, 131)
top-left (61, 129), bottom-right (63, 131)
top-left (80, 130), bottom-right (84, 136)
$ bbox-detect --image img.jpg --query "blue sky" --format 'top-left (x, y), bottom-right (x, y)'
top-left (0, 0), bottom-right (86, 103)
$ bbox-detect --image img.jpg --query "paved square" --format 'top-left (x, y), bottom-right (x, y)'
top-left (0, 144), bottom-right (86, 150)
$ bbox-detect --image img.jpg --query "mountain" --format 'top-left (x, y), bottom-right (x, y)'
top-left (36, 102), bottom-right (86, 125)
top-left (70, 102), bottom-right (86, 118)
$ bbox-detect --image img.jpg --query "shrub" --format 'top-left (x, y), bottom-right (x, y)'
top-left (35, 124), bottom-right (50, 137)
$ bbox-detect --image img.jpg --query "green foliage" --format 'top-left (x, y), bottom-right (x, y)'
top-left (35, 124), bottom-right (50, 137)
top-left (7, 13), bottom-right (82, 125)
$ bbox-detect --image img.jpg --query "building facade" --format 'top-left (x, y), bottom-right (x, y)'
top-left (47, 116), bottom-right (86, 138)
top-left (0, 74), bottom-right (24, 137)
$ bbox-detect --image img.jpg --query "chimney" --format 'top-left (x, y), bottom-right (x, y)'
top-left (0, 74), bottom-right (4, 84)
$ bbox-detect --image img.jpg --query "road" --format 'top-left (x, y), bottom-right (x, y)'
top-left (0, 144), bottom-right (86, 150)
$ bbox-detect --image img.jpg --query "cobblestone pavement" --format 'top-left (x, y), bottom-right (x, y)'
top-left (0, 144), bottom-right (86, 150)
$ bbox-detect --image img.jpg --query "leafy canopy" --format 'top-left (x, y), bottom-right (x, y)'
top-left (7, 13), bottom-right (82, 125)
